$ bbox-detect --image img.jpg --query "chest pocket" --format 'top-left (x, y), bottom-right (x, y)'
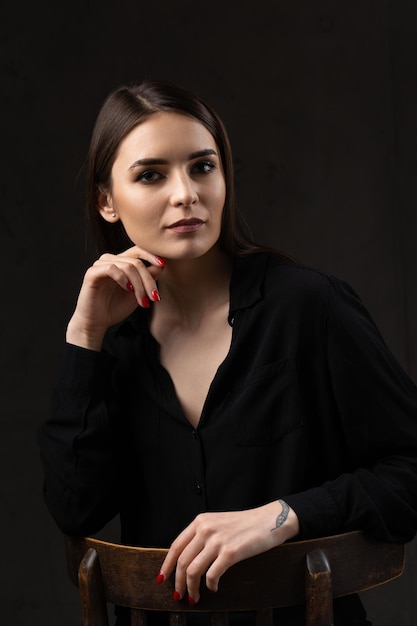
top-left (230, 357), bottom-right (303, 446)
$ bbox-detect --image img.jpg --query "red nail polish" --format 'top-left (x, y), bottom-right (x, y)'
top-left (142, 296), bottom-right (150, 308)
top-left (151, 289), bottom-right (161, 302)
top-left (126, 281), bottom-right (134, 292)
top-left (156, 572), bottom-right (164, 584)
top-left (156, 257), bottom-right (166, 267)
top-left (188, 595), bottom-right (195, 605)
top-left (173, 590), bottom-right (181, 602)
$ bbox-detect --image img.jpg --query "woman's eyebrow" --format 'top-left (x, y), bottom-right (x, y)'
top-left (189, 148), bottom-right (218, 159)
top-left (129, 158), bottom-right (168, 169)
top-left (129, 149), bottom-right (218, 170)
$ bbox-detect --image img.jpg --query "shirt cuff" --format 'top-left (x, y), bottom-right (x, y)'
top-left (284, 486), bottom-right (343, 539)
top-left (58, 342), bottom-right (115, 392)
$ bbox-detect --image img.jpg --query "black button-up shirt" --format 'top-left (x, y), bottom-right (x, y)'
top-left (38, 252), bottom-right (417, 550)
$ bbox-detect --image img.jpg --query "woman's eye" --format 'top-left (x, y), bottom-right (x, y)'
top-left (137, 170), bottom-right (163, 184)
top-left (192, 161), bottom-right (215, 175)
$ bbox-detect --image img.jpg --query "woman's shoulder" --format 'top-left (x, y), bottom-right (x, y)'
top-left (237, 250), bottom-right (362, 311)
top-left (245, 250), bottom-right (338, 292)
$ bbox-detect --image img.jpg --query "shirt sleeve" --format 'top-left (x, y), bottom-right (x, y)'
top-left (37, 343), bottom-right (120, 536)
top-left (285, 275), bottom-right (417, 542)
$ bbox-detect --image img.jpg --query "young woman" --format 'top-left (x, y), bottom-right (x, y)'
top-left (38, 80), bottom-right (417, 626)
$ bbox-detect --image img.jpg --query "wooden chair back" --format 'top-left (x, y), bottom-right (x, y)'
top-left (65, 530), bottom-right (405, 626)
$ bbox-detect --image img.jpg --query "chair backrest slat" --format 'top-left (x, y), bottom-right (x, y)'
top-left (305, 549), bottom-right (332, 626)
top-left (78, 548), bottom-right (109, 626)
top-left (131, 609), bottom-right (148, 626)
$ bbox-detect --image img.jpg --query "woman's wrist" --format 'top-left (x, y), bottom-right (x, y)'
top-left (66, 317), bottom-right (106, 352)
top-left (269, 499), bottom-right (300, 544)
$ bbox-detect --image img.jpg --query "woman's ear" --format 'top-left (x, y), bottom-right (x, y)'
top-left (97, 189), bottom-right (120, 223)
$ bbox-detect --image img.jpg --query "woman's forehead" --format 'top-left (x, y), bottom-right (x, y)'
top-left (115, 112), bottom-right (218, 165)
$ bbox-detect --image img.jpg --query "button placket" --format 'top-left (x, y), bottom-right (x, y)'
top-left (191, 429), bottom-right (205, 500)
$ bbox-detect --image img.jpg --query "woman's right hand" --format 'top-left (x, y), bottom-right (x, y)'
top-left (66, 245), bottom-right (166, 351)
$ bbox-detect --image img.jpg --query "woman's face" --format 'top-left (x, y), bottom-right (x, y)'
top-left (99, 111), bottom-right (226, 260)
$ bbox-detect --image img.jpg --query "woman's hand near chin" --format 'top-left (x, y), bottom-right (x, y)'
top-left (66, 245), bottom-right (166, 351)
top-left (156, 500), bottom-right (299, 605)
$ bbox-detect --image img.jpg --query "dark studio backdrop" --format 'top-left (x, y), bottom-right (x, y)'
top-left (1, 0), bottom-right (417, 624)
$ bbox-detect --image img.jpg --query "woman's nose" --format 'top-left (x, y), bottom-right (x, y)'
top-left (170, 172), bottom-right (199, 207)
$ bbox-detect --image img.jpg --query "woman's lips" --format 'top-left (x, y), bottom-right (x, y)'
top-left (167, 218), bottom-right (204, 233)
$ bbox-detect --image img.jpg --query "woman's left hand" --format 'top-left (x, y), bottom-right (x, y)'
top-left (157, 500), bottom-right (299, 604)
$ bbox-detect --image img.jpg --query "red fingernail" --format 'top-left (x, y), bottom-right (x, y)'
top-left (188, 595), bottom-right (195, 605)
top-left (173, 590), bottom-right (181, 602)
top-left (156, 572), bottom-right (164, 584)
top-left (151, 289), bottom-right (161, 302)
top-left (126, 281), bottom-right (134, 292)
top-left (142, 296), bottom-right (150, 308)
top-left (156, 257), bottom-right (166, 267)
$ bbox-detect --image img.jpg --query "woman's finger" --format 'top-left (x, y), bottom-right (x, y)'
top-left (158, 524), bottom-right (197, 581)
top-left (182, 544), bottom-right (219, 603)
top-left (93, 254), bottom-right (165, 305)
top-left (117, 245), bottom-right (166, 271)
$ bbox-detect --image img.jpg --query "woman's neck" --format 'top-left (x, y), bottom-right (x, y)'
top-left (156, 248), bottom-right (233, 321)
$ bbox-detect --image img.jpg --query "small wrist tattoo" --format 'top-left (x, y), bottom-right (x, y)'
top-left (271, 499), bottom-right (290, 532)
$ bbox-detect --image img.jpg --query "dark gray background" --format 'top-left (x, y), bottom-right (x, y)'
top-left (1, 1), bottom-right (416, 624)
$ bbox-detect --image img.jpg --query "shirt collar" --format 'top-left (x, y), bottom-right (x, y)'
top-left (229, 252), bottom-right (267, 316)
top-left (124, 252), bottom-right (268, 333)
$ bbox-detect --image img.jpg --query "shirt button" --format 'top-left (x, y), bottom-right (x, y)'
top-left (195, 484), bottom-right (202, 495)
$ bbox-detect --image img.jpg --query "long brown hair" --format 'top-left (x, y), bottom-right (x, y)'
top-left (85, 79), bottom-right (292, 260)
